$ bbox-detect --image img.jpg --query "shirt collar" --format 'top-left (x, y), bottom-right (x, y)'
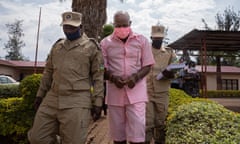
top-left (64, 33), bottom-right (88, 50)
top-left (160, 46), bottom-right (166, 52)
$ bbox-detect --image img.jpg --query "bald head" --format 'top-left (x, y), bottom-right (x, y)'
top-left (113, 11), bottom-right (131, 28)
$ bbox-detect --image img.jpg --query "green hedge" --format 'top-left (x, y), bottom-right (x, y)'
top-left (0, 78), bottom-right (240, 143)
top-left (19, 74), bottom-right (42, 110)
top-left (168, 89), bottom-right (214, 117)
top-left (0, 74), bottom-right (42, 144)
top-left (203, 90), bottom-right (240, 98)
top-left (0, 97), bottom-right (25, 135)
top-left (167, 89), bottom-right (240, 144)
top-left (0, 84), bottom-right (20, 98)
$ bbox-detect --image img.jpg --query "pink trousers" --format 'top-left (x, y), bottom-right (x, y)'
top-left (108, 102), bottom-right (146, 142)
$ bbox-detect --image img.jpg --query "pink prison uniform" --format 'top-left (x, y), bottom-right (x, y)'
top-left (101, 30), bottom-right (155, 142)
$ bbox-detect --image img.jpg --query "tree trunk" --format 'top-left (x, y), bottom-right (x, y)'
top-left (72, 0), bottom-right (107, 40)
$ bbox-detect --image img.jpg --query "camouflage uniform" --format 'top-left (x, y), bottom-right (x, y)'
top-left (28, 33), bottom-right (104, 144)
top-left (146, 46), bottom-right (176, 144)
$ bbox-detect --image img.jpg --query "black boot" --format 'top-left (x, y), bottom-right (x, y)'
top-left (155, 142), bottom-right (164, 144)
top-left (114, 140), bottom-right (127, 144)
top-left (154, 125), bottom-right (166, 144)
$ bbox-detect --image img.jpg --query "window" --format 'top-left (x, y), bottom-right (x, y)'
top-left (0, 75), bottom-right (19, 85)
top-left (0, 77), bottom-right (9, 84)
top-left (222, 79), bottom-right (238, 90)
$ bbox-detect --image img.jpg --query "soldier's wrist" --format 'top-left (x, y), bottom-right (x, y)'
top-left (94, 97), bottom-right (103, 107)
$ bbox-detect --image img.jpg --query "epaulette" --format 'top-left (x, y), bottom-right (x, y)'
top-left (53, 38), bottom-right (64, 46)
top-left (165, 46), bottom-right (172, 50)
top-left (89, 38), bottom-right (100, 50)
top-left (165, 46), bottom-right (173, 52)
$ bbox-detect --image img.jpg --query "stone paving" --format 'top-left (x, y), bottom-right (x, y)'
top-left (86, 115), bottom-right (113, 144)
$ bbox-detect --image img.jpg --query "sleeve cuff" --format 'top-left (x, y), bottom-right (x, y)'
top-left (94, 97), bottom-right (103, 107)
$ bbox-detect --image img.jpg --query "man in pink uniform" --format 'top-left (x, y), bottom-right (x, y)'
top-left (100, 11), bottom-right (155, 144)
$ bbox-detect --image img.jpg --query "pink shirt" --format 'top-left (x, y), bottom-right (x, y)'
top-left (100, 31), bottom-right (155, 106)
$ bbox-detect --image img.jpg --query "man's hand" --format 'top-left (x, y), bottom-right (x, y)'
top-left (126, 65), bottom-right (151, 88)
top-left (111, 75), bottom-right (126, 88)
top-left (126, 73), bottom-right (139, 89)
top-left (34, 97), bottom-right (43, 111)
top-left (91, 106), bottom-right (102, 122)
top-left (162, 69), bottom-right (175, 79)
top-left (104, 70), bottom-right (125, 88)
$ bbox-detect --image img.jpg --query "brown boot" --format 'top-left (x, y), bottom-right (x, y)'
top-left (114, 140), bottom-right (127, 144)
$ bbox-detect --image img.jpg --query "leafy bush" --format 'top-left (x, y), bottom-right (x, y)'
top-left (0, 84), bottom-right (20, 98)
top-left (167, 88), bottom-right (214, 120)
top-left (204, 90), bottom-right (240, 98)
top-left (166, 101), bottom-right (240, 144)
top-left (0, 97), bottom-right (32, 144)
top-left (0, 74), bottom-right (42, 144)
top-left (19, 74), bottom-right (42, 109)
top-left (0, 97), bottom-right (24, 135)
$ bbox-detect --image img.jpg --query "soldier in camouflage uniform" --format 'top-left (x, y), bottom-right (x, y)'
top-left (145, 25), bottom-right (177, 144)
top-left (28, 11), bottom-right (104, 144)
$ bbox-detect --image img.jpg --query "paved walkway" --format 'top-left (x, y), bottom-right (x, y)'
top-left (86, 115), bottom-right (112, 144)
top-left (85, 98), bottom-right (240, 143)
top-left (208, 98), bottom-right (240, 113)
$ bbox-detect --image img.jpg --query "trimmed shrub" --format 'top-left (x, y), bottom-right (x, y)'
top-left (0, 74), bottom-right (42, 144)
top-left (204, 90), bottom-right (240, 98)
top-left (166, 101), bottom-right (240, 144)
top-left (0, 97), bottom-right (24, 136)
top-left (19, 74), bottom-right (42, 109)
top-left (0, 84), bottom-right (20, 98)
top-left (168, 88), bottom-right (214, 120)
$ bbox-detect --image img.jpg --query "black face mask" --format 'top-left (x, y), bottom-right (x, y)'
top-left (64, 27), bottom-right (81, 41)
top-left (152, 39), bottom-right (163, 49)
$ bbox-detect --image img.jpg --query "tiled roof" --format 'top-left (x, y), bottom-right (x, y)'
top-left (0, 59), bottom-right (45, 67)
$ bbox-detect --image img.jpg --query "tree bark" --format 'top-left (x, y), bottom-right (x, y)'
top-left (72, 0), bottom-right (107, 40)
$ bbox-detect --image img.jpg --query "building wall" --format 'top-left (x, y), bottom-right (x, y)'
top-left (0, 65), bottom-right (44, 81)
top-left (0, 65), bottom-right (19, 80)
top-left (205, 73), bottom-right (240, 90)
top-left (205, 74), bottom-right (216, 90)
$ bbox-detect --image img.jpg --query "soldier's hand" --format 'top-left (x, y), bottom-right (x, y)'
top-left (111, 75), bottom-right (126, 88)
top-left (91, 106), bottom-right (102, 122)
top-left (126, 73), bottom-right (139, 89)
top-left (34, 97), bottom-right (43, 111)
top-left (162, 69), bottom-right (175, 79)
